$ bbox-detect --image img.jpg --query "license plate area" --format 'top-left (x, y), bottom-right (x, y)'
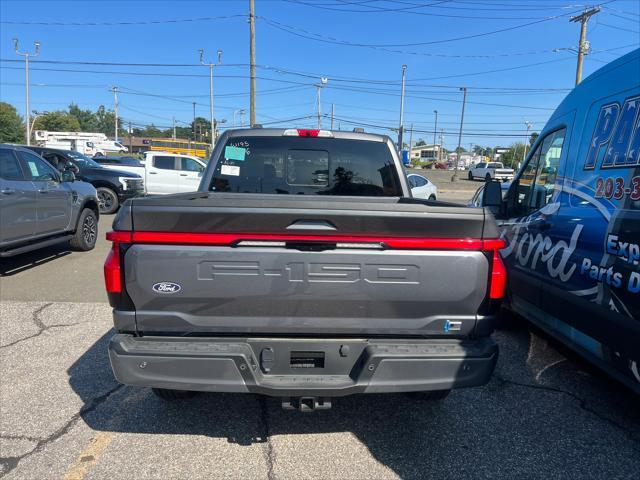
top-left (249, 339), bottom-right (368, 376)
top-left (290, 351), bottom-right (325, 369)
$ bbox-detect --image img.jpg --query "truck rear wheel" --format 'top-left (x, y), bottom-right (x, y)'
top-left (152, 388), bottom-right (197, 400)
top-left (485, 173), bottom-right (492, 182)
top-left (97, 187), bottom-right (119, 214)
top-left (69, 208), bottom-right (98, 251)
top-left (405, 389), bottom-right (451, 401)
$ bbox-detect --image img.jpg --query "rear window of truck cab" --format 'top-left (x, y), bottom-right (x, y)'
top-left (209, 136), bottom-right (402, 196)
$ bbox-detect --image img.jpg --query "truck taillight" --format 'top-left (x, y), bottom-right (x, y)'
top-left (489, 249), bottom-right (507, 299)
top-left (104, 231), bottom-right (131, 294)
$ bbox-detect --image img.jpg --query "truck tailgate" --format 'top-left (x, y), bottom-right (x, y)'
top-left (111, 194), bottom-right (499, 337)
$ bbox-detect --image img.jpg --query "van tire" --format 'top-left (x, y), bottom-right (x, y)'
top-left (405, 390), bottom-right (451, 401)
top-left (96, 187), bottom-right (119, 214)
top-left (468, 171), bottom-right (473, 180)
top-left (152, 388), bottom-right (197, 400)
top-left (69, 208), bottom-right (98, 251)
top-left (429, 194), bottom-right (436, 201)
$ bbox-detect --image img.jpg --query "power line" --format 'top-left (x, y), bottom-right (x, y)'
top-left (599, 22), bottom-right (640, 34)
top-left (258, 6), bottom-right (589, 48)
top-left (0, 14), bottom-right (246, 26)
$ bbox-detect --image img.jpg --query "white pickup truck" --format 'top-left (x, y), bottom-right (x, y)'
top-left (100, 151), bottom-right (206, 195)
top-left (468, 162), bottom-right (514, 182)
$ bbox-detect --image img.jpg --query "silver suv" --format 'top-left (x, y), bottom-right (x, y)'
top-left (0, 144), bottom-right (100, 257)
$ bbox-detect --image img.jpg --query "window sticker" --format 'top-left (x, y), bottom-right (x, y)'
top-left (221, 164), bottom-right (240, 176)
top-left (224, 146), bottom-right (246, 161)
top-left (28, 161), bottom-right (39, 177)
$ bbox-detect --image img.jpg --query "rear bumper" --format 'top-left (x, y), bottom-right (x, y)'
top-left (108, 335), bottom-right (498, 397)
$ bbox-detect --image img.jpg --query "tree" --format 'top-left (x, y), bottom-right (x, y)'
top-left (32, 111), bottom-right (81, 132)
top-left (68, 103), bottom-right (99, 132)
top-left (0, 102), bottom-right (24, 143)
top-left (415, 139), bottom-right (426, 147)
top-left (529, 132), bottom-right (539, 146)
top-left (95, 105), bottom-right (119, 137)
top-left (500, 142), bottom-right (527, 168)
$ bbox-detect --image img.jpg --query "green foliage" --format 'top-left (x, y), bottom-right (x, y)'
top-left (415, 139), bottom-right (426, 147)
top-left (68, 103), bottom-right (99, 132)
top-left (530, 132), bottom-right (539, 146)
top-left (500, 142), bottom-right (527, 168)
top-left (32, 111), bottom-right (81, 132)
top-left (0, 102), bottom-right (24, 143)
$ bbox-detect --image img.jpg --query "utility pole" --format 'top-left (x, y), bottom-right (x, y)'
top-left (192, 101), bottom-right (196, 146)
top-left (452, 87), bottom-right (467, 182)
top-left (522, 120), bottom-right (533, 164)
top-left (249, 0), bottom-right (257, 126)
top-left (13, 39), bottom-right (40, 145)
top-left (112, 86), bottom-right (119, 142)
top-left (439, 129), bottom-right (444, 163)
top-left (570, 7), bottom-right (600, 86)
top-left (315, 77), bottom-right (327, 129)
top-left (172, 116), bottom-right (176, 139)
top-left (432, 109), bottom-right (438, 160)
top-left (331, 103), bottom-right (335, 130)
top-left (128, 122), bottom-right (133, 153)
top-left (200, 48), bottom-right (222, 146)
top-left (398, 64), bottom-right (407, 153)
top-left (408, 123), bottom-right (414, 155)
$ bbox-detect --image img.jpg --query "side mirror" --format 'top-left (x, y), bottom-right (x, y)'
top-left (61, 170), bottom-right (75, 182)
top-left (482, 180), bottom-right (503, 207)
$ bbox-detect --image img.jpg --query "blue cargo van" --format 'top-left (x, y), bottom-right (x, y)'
top-left (482, 49), bottom-right (639, 394)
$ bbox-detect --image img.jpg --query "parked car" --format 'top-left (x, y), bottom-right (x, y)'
top-left (25, 146), bottom-right (144, 214)
top-left (469, 162), bottom-right (514, 182)
top-left (0, 144), bottom-right (99, 257)
top-left (98, 151), bottom-right (205, 195)
top-left (93, 156), bottom-right (143, 167)
top-left (468, 182), bottom-right (510, 210)
top-left (407, 173), bottom-right (438, 200)
top-left (105, 127), bottom-right (506, 410)
top-left (481, 48), bottom-right (640, 394)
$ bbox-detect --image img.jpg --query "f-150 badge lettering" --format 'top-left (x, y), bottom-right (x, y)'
top-left (152, 282), bottom-right (182, 294)
top-left (198, 261), bottom-right (420, 284)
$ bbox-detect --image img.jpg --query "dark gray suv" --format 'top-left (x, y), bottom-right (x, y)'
top-left (0, 144), bottom-right (100, 257)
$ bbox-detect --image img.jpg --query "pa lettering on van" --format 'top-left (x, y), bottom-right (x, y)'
top-left (584, 95), bottom-right (640, 170)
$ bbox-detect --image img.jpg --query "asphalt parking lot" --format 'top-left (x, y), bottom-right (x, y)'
top-left (1, 191), bottom-right (639, 480)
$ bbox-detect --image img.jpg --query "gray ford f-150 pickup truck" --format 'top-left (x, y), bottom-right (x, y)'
top-left (105, 128), bottom-right (506, 410)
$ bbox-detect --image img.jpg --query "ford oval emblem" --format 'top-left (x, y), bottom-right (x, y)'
top-left (152, 282), bottom-right (182, 294)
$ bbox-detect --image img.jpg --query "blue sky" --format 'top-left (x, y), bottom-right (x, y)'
top-left (1, 0), bottom-right (638, 149)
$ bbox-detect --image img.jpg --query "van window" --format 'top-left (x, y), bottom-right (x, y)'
top-left (512, 128), bottom-right (566, 216)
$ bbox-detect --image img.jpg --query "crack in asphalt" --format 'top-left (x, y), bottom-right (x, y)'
top-left (0, 303), bottom-right (83, 349)
top-left (0, 434), bottom-right (42, 442)
top-left (258, 396), bottom-right (276, 480)
top-left (0, 383), bottom-right (124, 477)
top-left (495, 374), bottom-right (640, 451)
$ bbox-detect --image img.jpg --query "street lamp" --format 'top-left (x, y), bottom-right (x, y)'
top-left (315, 77), bottom-right (328, 129)
top-left (233, 109), bottom-right (246, 127)
top-left (30, 110), bottom-right (49, 137)
top-left (13, 38), bottom-right (40, 145)
top-left (199, 48), bottom-right (222, 146)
